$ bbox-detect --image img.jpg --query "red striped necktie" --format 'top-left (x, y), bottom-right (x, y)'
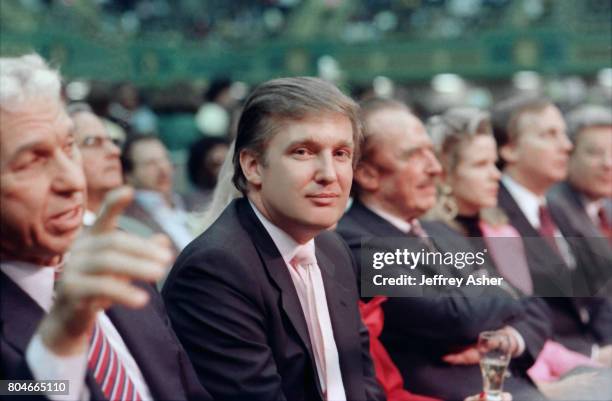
top-left (88, 322), bottom-right (143, 401)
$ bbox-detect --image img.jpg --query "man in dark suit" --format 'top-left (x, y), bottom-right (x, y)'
top-left (0, 54), bottom-right (211, 401)
top-left (162, 77), bottom-right (384, 401)
top-left (492, 95), bottom-right (612, 358)
top-left (336, 99), bottom-right (548, 400)
top-left (548, 105), bottom-right (612, 295)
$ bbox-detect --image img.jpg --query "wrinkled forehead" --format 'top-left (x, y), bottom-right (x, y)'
top-left (0, 98), bottom-right (72, 160)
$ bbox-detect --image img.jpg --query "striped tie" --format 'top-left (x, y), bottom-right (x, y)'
top-left (88, 322), bottom-right (142, 401)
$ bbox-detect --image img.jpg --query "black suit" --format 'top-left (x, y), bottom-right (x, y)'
top-left (336, 200), bottom-right (548, 401)
top-left (499, 182), bottom-right (612, 354)
top-left (548, 181), bottom-right (612, 296)
top-left (162, 198), bottom-right (383, 401)
top-left (0, 272), bottom-right (211, 401)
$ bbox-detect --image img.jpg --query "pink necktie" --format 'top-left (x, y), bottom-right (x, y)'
top-left (291, 247), bottom-right (346, 401)
top-left (88, 322), bottom-right (143, 401)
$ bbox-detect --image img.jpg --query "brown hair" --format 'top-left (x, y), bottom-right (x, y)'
top-left (232, 77), bottom-right (362, 194)
top-left (491, 95), bottom-right (552, 168)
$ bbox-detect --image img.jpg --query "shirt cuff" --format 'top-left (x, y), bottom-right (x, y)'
top-left (26, 333), bottom-right (89, 401)
top-left (505, 326), bottom-right (526, 357)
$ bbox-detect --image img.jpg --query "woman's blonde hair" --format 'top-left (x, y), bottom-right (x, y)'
top-left (425, 107), bottom-right (507, 228)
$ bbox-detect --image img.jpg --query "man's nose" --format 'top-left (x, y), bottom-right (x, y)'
top-left (315, 153), bottom-right (337, 184)
top-left (52, 151), bottom-right (86, 195)
top-left (425, 150), bottom-right (442, 175)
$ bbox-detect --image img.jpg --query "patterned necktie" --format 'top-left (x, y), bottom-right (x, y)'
top-left (88, 322), bottom-right (143, 401)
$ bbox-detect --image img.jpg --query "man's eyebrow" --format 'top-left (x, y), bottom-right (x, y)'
top-left (286, 138), bottom-right (354, 149)
top-left (2, 139), bottom-right (48, 168)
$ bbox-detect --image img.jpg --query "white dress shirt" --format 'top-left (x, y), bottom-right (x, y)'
top-left (1, 261), bottom-right (153, 401)
top-left (363, 202), bottom-right (412, 233)
top-left (250, 201), bottom-right (346, 401)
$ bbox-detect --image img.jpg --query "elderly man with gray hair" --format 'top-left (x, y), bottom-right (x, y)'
top-left (0, 54), bottom-right (212, 401)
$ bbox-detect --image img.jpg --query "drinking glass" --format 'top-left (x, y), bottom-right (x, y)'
top-left (478, 331), bottom-right (512, 401)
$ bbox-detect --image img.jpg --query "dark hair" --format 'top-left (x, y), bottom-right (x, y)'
top-left (491, 95), bottom-right (553, 169)
top-left (120, 134), bottom-right (163, 174)
top-left (232, 77), bottom-right (362, 194)
top-left (187, 136), bottom-right (229, 189)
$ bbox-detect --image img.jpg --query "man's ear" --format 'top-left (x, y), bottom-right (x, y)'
top-left (499, 142), bottom-right (518, 165)
top-left (239, 149), bottom-right (263, 187)
top-left (354, 161), bottom-right (380, 192)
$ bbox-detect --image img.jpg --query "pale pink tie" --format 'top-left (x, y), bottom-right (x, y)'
top-left (291, 246), bottom-right (346, 401)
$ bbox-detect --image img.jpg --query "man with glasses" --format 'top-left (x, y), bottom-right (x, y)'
top-left (68, 104), bottom-right (123, 226)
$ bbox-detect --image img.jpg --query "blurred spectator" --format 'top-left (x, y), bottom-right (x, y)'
top-left (337, 98), bottom-right (546, 400)
top-left (67, 103), bottom-right (123, 225)
top-left (108, 82), bottom-right (158, 134)
top-left (552, 104), bottom-right (612, 239)
top-left (195, 78), bottom-right (234, 137)
top-left (493, 95), bottom-right (612, 354)
top-left (121, 135), bottom-right (193, 254)
top-left (184, 136), bottom-right (230, 212)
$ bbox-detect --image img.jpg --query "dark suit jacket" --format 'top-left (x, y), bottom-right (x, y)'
top-left (162, 198), bottom-right (384, 401)
top-left (336, 200), bottom-right (548, 401)
top-left (499, 182), bottom-right (612, 353)
top-left (548, 181), bottom-right (612, 296)
top-left (0, 272), bottom-right (211, 401)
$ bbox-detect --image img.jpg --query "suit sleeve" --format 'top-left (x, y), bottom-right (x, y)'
top-left (162, 249), bottom-right (287, 401)
top-left (142, 283), bottom-right (213, 401)
top-left (506, 297), bottom-right (552, 370)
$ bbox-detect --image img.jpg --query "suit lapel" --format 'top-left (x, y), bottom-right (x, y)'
top-left (105, 285), bottom-right (185, 401)
top-left (235, 199), bottom-right (321, 394)
top-left (0, 272), bottom-right (45, 354)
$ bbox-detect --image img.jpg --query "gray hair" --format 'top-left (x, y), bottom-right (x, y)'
top-left (0, 53), bottom-right (62, 113)
top-left (565, 104), bottom-right (612, 143)
top-left (232, 77), bottom-right (362, 195)
top-left (427, 107), bottom-right (492, 172)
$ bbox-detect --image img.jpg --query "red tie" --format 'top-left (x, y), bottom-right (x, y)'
top-left (88, 322), bottom-right (142, 401)
top-left (598, 207), bottom-right (612, 240)
top-left (538, 205), bottom-right (560, 253)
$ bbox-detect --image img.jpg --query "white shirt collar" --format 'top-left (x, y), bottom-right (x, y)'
top-left (502, 174), bottom-right (545, 229)
top-left (0, 261), bottom-right (56, 312)
top-left (362, 201), bottom-right (412, 234)
top-left (248, 200), bottom-right (316, 266)
top-left (584, 197), bottom-right (604, 224)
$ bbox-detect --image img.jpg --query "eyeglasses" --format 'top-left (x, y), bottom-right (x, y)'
top-left (80, 136), bottom-right (122, 148)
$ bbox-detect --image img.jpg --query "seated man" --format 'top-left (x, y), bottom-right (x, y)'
top-left (0, 54), bottom-right (211, 401)
top-left (336, 98), bottom-right (548, 401)
top-left (547, 104), bottom-right (612, 294)
top-left (162, 77), bottom-right (384, 401)
top-left (121, 135), bottom-right (194, 254)
top-left (492, 96), bottom-right (612, 355)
